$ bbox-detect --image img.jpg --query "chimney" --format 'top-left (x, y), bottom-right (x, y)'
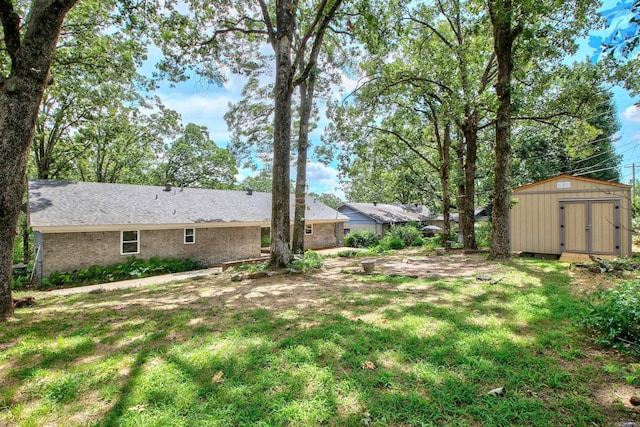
top-left (164, 182), bottom-right (172, 192)
top-left (246, 188), bottom-right (253, 196)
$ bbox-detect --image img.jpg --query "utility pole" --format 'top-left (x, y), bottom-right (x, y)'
top-left (625, 163), bottom-right (638, 197)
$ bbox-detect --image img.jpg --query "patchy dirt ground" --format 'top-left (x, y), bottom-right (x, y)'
top-left (11, 248), bottom-right (640, 425)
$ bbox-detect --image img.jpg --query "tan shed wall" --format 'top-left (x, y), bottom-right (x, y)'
top-left (510, 177), bottom-right (631, 257)
top-left (40, 227), bottom-right (261, 277)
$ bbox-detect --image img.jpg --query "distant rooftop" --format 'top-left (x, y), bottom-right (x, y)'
top-left (338, 202), bottom-right (431, 224)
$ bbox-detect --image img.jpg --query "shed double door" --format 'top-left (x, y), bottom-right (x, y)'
top-left (559, 199), bottom-right (621, 255)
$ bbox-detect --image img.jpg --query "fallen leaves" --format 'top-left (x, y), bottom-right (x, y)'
top-left (361, 360), bottom-right (376, 371)
top-left (211, 371), bottom-right (225, 384)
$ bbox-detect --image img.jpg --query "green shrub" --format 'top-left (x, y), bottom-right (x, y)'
top-left (379, 236), bottom-right (404, 250)
top-left (422, 237), bottom-right (439, 251)
top-left (475, 222), bottom-right (492, 248)
top-left (344, 230), bottom-right (380, 248)
top-left (412, 237), bottom-right (425, 247)
top-left (11, 275), bottom-right (30, 290)
top-left (389, 224), bottom-right (422, 247)
top-left (290, 250), bottom-right (323, 273)
top-left (367, 245), bottom-right (388, 254)
top-left (41, 257), bottom-right (206, 288)
top-left (337, 250), bottom-right (359, 258)
top-left (582, 280), bottom-right (640, 350)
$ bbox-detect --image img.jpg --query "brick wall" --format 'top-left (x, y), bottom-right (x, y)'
top-left (40, 226), bottom-right (261, 276)
top-left (304, 222), bottom-right (344, 249)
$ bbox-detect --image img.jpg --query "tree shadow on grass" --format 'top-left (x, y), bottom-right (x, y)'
top-left (0, 259), bottom-right (616, 426)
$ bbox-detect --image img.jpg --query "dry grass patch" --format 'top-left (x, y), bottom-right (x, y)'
top-left (1, 250), bottom-right (638, 426)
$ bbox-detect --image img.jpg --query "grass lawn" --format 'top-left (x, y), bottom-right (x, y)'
top-left (0, 251), bottom-right (637, 426)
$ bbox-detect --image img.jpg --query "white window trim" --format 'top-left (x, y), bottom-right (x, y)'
top-left (184, 228), bottom-right (196, 244)
top-left (121, 230), bottom-right (140, 255)
top-left (305, 224), bottom-right (314, 235)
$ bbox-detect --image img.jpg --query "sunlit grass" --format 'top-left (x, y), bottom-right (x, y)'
top-left (0, 256), bottom-right (623, 426)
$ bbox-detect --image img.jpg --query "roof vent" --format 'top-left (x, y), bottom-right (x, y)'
top-left (373, 201), bottom-right (377, 206)
top-left (415, 203), bottom-right (418, 207)
top-left (164, 182), bottom-right (173, 192)
top-left (246, 188), bottom-right (253, 196)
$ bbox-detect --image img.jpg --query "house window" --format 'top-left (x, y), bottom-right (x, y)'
top-left (184, 228), bottom-right (195, 244)
top-left (121, 230), bottom-right (139, 255)
top-left (305, 224), bottom-right (313, 235)
top-left (344, 228), bottom-right (351, 235)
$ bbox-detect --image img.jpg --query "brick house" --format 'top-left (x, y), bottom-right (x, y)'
top-left (29, 180), bottom-right (348, 280)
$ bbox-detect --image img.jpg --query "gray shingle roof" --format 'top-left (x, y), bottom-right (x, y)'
top-left (338, 203), bottom-right (431, 224)
top-left (29, 180), bottom-right (347, 229)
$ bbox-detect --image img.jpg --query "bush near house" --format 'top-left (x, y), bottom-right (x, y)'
top-left (290, 250), bottom-right (323, 273)
top-left (389, 224), bottom-right (423, 247)
top-left (344, 230), bottom-right (379, 248)
top-left (378, 236), bottom-right (404, 250)
top-left (41, 257), bottom-right (206, 288)
top-left (345, 226), bottom-right (428, 252)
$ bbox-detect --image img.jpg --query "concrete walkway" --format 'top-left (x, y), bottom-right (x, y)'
top-left (25, 247), bottom-right (354, 299)
top-left (33, 268), bottom-right (221, 299)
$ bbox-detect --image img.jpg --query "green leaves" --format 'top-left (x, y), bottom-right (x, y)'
top-left (582, 279), bottom-right (640, 351)
top-left (156, 123), bottom-right (238, 189)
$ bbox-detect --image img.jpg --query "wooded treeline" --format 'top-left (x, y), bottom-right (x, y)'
top-left (0, 0), bottom-right (635, 318)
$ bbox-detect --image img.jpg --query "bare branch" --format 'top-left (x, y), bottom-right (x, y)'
top-left (203, 15), bottom-right (269, 46)
top-left (328, 25), bottom-right (350, 35)
top-left (292, 0), bottom-right (329, 69)
top-left (293, 0), bottom-right (344, 87)
top-left (407, 13), bottom-right (454, 50)
top-left (436, 0), bottom-right (460, 43)
top-left (478, 52), bottom-right (497, 94)
top-left (366, 124), bottom-right (438, 170)
top-left (257, 0), bottom-right (276, 47)
top-left (513, 112), bottom-right (572, 130)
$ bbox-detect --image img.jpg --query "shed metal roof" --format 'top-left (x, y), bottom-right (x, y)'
top-left (29, 179), bottom-right (347, 230)
top-left (513, 174), bottom-right (630, 192)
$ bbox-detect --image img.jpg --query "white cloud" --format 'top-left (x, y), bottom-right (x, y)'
top-left (158, 91), bottom-right (237, 145)
top-left (623, 105), bottom-right (640, 123)
top-left (235, 167), bottom-right (255, 182)
top-left (306, 161), bottom-right (344, 199)
top-left (338, 71), bottom-right (360, 97)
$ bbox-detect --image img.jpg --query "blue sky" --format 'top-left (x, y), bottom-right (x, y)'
top-left (148, 1), bottom-right (640, 199)
top-left (148, 51), bottom-right (354, 198)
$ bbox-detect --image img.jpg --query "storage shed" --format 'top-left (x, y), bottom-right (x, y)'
top-left (510, 174), bottom-right (632, 257)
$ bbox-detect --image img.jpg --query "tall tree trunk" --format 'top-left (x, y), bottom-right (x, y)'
top-left (488, 0), bottom-right (521, 259)
top-left (269, 0), bottom-right (296, 268)
top-left (454, 135), bottom-right (467, 247)
top-left (440, 123), bottom-right (452, 248)
top-left (292, 72), bottom-right (316, 255)
top-left (21, 202), bottom-right (29, 265)
top-left (0, 0), bottom-right (78, 319)
top-left (462, 113), bottom-right (478, 249)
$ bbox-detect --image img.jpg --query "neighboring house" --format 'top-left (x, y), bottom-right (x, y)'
top-left (510, 174), bottom-right (632, 257)
top-left (28, 179), bottom-right (348, 279)
top-left (337, 202), bottom-right (431, 237)
top-left (426, 206), bottom-right (490, 230)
